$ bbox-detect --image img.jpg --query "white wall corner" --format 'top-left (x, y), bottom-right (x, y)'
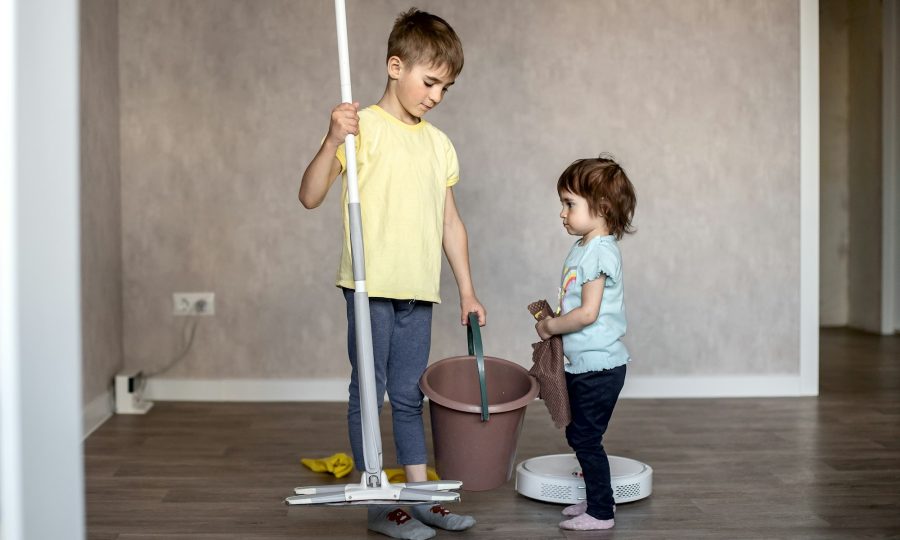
top-left (800, 0), bottom-right (821, 395)
top-left (4, 1), bottom-right (85, 537)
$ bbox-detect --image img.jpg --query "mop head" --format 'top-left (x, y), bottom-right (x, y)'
top-left (288, 468), bottom-right (460, 506)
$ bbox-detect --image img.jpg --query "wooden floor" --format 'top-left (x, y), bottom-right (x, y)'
top-left (85, 328), bottom-right (900, 539)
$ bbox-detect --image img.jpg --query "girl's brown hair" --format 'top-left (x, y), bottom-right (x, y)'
top-left (387, 8), bottom-right (464, 78)
top-left (557, 154), bottom-right (636, 240)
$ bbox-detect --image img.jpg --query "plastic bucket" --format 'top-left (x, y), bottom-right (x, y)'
top-left (419, 315), bottom-right (539, 491)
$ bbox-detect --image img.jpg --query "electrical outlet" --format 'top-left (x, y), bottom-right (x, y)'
top-left (172, 292), bottom-right (215, 316)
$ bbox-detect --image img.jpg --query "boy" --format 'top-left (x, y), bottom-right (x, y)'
top-left (299, 8), bottom-right (484, 540)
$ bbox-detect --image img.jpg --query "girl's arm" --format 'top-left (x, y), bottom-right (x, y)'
top-left (298, 102), bottom-right (358, 209)
top-left (537, 276), bottom-right (605, 339)
top-left (442, 187), bottom-right (487, 326)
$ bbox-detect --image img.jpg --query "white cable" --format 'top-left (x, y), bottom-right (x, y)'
top-left (142, 306), bottom-right (199, 380)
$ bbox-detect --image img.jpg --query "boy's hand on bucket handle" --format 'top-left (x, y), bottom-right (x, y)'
top-left (461, 297), bottom-right (486, 327)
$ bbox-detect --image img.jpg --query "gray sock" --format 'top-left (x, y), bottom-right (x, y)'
top-left (410, 504), bottom-right (476, 531)
top-left (367, 506), bottom-right (436, 540)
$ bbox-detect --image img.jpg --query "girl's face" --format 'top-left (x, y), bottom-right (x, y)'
top-left (559, 189), bottom-right (607, 239)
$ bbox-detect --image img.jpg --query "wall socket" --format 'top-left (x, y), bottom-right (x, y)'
top-left (172, 292), bottom-right (215, 316)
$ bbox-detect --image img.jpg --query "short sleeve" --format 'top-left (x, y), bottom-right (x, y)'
top-left (334, 133), bottom-right (363, 175)
top-left (445, 138), bottom-right (459, 187)
top-left (578, 242), bottom-right (621, 286)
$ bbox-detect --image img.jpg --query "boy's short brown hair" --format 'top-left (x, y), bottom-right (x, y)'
top-left (387, 8), bottom-right (464, 78)
top-left (557, 154), bottom-right (637, 240)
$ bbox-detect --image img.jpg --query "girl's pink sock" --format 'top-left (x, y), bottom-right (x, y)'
top-left (561, 501), bottom-right (615, 517)
top-left (561, 501), bottom-right (587, 516)
top-left (559, 513), bottom-right (615, 531)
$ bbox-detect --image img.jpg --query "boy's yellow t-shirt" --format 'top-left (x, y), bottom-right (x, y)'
top-left (334, 105), bottom-right (459, 303)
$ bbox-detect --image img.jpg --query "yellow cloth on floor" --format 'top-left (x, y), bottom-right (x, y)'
top-left (300, 453), bottom-right (355, 479)
top-left (300, 453), bottom-right (440, 482)
top-left (385, 467), bottom-right (441, 483)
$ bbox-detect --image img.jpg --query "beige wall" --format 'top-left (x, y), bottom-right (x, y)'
top-left (820, 0), bottom-right (892, 334)
top-left (820, 0), bottom-right (850, 326)
top-left (80, 0), bottom-right (123, 407)
top-left (846, 0), bottom-right (883, 332)
top-left (117, 0), bottom-right (802, 386)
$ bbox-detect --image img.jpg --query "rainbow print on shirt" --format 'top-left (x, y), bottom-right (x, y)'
top-left (558, 267), bottom-right (578, 313)
top-left (562, 268), bottom-right (577, 294)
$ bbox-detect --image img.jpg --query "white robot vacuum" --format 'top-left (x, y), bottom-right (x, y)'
top-left (516, 454), bottom-right (652, 504)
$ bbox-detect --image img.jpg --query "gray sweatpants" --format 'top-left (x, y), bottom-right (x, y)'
top-left (343, 288), bottom-right (433, 469)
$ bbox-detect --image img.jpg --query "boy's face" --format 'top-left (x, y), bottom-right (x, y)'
top-left (559, 189), bottom-right (606, 237)
top-left (389, 57), bottom-right (455, 119)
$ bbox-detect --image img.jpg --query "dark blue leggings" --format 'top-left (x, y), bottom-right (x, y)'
top-left (343, 288), bottom-right (433, 469)
top-left (565, 364), bottom-right (627, 520)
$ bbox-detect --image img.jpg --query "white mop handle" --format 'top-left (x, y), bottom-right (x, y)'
top-left (334, 0), bottom-right (382, 482)
top-left (333, 0), bottom-right (360, 207)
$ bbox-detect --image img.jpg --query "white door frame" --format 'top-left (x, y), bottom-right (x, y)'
top-left (800, 0), bottom-right (820, 394)
top-left (0, 1), bottom-right (85, 539)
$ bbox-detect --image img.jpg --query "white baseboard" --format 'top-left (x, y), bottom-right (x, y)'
top-left (145, 377), bottom-right (351, 402)
top-left (82, 388), bottom-right (114, 439)
top-left (620, 375), bottom-right (808, 398)
top-left (143, 374), bottom-right (809, 402)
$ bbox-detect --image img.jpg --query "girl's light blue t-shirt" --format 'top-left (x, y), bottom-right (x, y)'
top-left (558, 235), bottom-right (630, 373)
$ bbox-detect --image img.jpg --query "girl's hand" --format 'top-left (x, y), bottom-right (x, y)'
top-left (326, 102), bottom-right (360, 146)
top-left (461, 296), bottom-right (486, 326)
top-left (535, 319), bottom-right (553, 340)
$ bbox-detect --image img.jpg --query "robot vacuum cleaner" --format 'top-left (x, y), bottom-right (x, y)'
top-left (516, 454), bottom-right (652, 504)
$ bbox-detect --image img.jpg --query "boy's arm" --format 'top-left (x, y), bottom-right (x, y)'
top-left (442, 187), bottom-right (487, 326)
top-left (298, 143), bottom-right (341, 209)
top-left (536, 277), bottom-right (605, 339)
top-left (298, 102), bottom-right (359, 209)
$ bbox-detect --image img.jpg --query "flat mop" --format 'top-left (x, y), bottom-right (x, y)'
top-left (285, 0), bottom-right (462, 506)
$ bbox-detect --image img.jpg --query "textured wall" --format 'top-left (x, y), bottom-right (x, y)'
top-left (819, 0), bottom-right (850, 327)
top-left (819, 0), bottom-right (891, 333)
top-left (846, 0), bottom-right (883, 333)
top-left (81, 0), bottom-right (123, 405)
top-left (119, 0), bottom-right (801, 384)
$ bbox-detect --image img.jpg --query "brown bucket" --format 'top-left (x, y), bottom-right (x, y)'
top-left (419, 315), bottom-right (539, 491)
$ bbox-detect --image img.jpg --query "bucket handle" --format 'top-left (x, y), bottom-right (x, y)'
top-left (466, 312), bottom-right (489, 422)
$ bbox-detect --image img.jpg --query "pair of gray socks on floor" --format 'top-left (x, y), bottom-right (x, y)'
top-left (367, 505), bottom-right (475, 540)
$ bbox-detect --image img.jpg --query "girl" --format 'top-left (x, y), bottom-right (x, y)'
top-left (535, 154), bottom-right (636, 531)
